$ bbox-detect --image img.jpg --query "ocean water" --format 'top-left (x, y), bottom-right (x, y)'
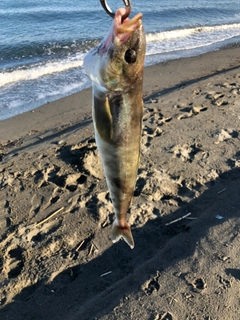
top-left (1, 0), bottom-right (240, 121)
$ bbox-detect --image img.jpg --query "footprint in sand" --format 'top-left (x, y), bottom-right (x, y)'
top-left (96, 191), bottom-right (113, 228)
top-left (142, 125), bottom-right (163, 148)
top-left (0, 200), bottom-right (11, 237)
top-left (214, 128), bottom-right (239, 144)
top-left (217, 274), bottom-right (231, 289)
top-left (150, 312), bottom-right (174, 320)
top-left (206, 90), bottom-right (229, 107)
top-left (144, 101), bottom-right (172, 126)
top-left (228, 151), bottom-right (240, 168)
top-left (192, 278), bottom-right (207, 291)
top-left (59, 139), bottom-right (103, 181)
top-left (142, 100), bottom-right (173, 150)
top-left (142, 271), bottom-right (160, 296)
top-left (82, 148), bottom-right (104, 180)
top-left (143, 106), bottom-right (160, 124)
top-left (3, 245), bottom-right (24, 278)
top-left (131, 169), bottom-right (182, 219)
top-left (185, 274), bottom-right (207, 293)
top-left (85, 191), bottom-right (114, 227)
top-left (29, 194), bottom-right (45, 217)
top-left (171, 143), bottom-right (202, 162)
top-left (177, 104), bottom-right (208, 120)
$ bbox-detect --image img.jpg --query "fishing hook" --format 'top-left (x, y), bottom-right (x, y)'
top-left (100, 0), bottom-right (131, 20)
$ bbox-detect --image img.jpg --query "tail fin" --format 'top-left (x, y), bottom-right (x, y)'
top-left (112, 219), bottom-right (134, 249)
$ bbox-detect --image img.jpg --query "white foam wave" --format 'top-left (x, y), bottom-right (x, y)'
top-left (146, 23), bottom-right (240, 43)
top-left (145, 22), bottom-right (240, 60)
top-left (0, 56), bottom-right (84, 87)
top-left (0, 78), bottom-right (90, 121)
top-left (2, 23), bottom-right (240, 89)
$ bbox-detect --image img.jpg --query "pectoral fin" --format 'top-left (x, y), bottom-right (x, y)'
top-left (94, 95), bottom-right (113, 142)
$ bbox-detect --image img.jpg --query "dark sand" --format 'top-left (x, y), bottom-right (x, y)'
top-left (0, 47), bottom-right (240, 320)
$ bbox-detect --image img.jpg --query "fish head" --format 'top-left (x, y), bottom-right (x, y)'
top-left (84, 7), bottom-right (146, 92)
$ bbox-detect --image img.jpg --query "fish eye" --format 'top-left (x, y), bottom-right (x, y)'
top-left (125, 49), bottom-right (137, 64)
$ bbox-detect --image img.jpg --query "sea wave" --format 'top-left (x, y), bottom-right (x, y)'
top-left (145, 23), bottom-right (240, 58)
top-left (146, 23), bottom-right (240, 42)
top-left (1, 23), bottom-right (240, 88)
top-left (0, 39), bottom-right (98, 70)
top-left (0, 55), bottom-right (84, 87)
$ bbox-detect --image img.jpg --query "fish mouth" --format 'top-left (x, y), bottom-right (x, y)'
top-left (99, 8), bottom-right (142, 55)
top-left (114, 8), bottom-right (142, 42)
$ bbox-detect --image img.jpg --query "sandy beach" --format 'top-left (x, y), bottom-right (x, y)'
top-left (0, 46), bottom-right (240, 320)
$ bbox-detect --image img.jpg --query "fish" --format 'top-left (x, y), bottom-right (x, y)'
top-left (83, 0), bottom-right (146, 249)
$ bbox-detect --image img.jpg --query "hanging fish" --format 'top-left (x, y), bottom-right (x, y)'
top-left (84, 0), bottom-right (146, 248)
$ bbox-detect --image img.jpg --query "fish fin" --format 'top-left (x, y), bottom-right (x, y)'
top-left (93, 95), bottom-right (113, 142)
top-left (112, 219), bottom-right (134, 249)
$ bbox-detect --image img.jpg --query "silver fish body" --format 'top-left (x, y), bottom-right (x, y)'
top-left (84, 7), bottom-right (146, 248)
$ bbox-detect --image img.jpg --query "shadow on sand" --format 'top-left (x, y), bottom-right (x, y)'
top-left (1, 166), bottom-right (240, 320)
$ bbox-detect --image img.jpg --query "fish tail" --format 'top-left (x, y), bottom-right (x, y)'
top-left (112, 219), bottom-right (134, 249)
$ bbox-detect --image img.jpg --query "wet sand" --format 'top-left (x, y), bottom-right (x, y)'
top-left (0, 46), bottom-right (240, 320)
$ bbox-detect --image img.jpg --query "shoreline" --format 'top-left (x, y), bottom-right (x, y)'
top-left (1, 44), bottom-right (240, 319)
top-left (1, 45), bottom-right (240, 143)
top-left (0, 44), bottom-right (239, 142)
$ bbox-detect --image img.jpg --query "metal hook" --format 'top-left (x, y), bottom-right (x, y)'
top-left (100, 0), bottom-right (131, 20)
